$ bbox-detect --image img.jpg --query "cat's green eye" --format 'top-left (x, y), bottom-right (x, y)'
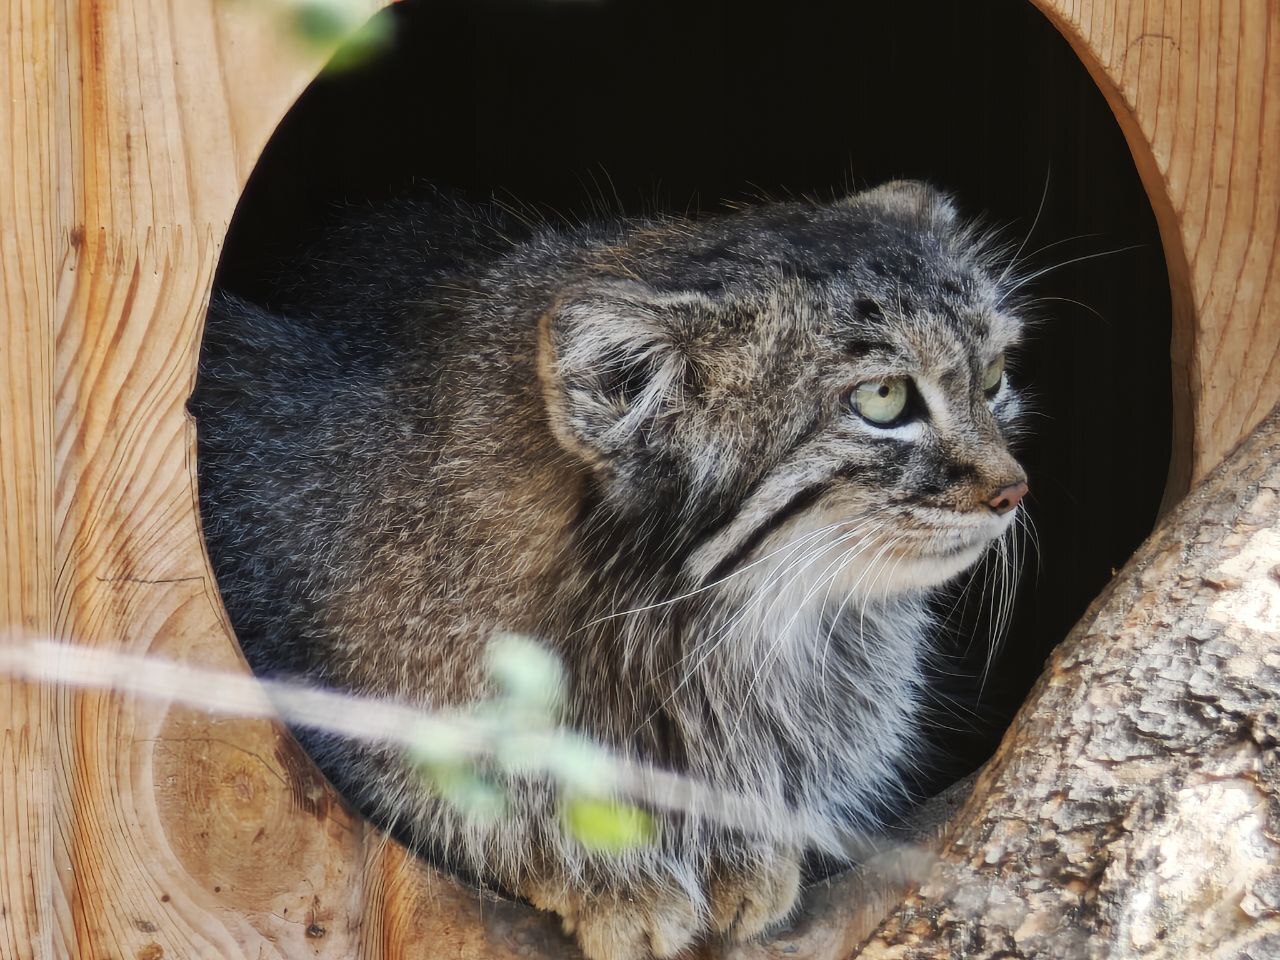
top-left (982, 353), bottom-right (1006, 396)
top-left (851, 377), bottom-right (910, 425)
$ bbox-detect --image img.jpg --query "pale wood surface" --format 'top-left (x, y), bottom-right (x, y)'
top-left (0, 0), bottom-right (1276, 957)
top-left (1029, 0), bottom-right (1280, 497)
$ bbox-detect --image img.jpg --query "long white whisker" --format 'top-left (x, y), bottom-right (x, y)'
top-left (632, 517), bottom-right (884, 734)
top-left (996, 244), bottom-right (1146, 307)
top-left (1007, 231), bottom-right (1105, 276)
top-left (855, 534), bottom-right (909, 646)
top-left (817, 532), bottom-right (887, 711)
top-left (730, 523), bottom-right (895, 733)
top-left (698, 516), bottom-right (886, 651)
top-left (746, 519), bottom-right (890, 650)
top-left (997, 166), bottom-right (1052, 289)
top-left (581, 520), bottom-right (849, 631)
top-left (738, 520), bottom-right (892, 694)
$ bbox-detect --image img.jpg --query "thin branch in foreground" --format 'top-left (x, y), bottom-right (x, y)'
top-left (0, 636), bottom-right (927, 870)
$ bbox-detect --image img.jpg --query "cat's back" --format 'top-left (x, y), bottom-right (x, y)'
top-left (194, 189), bottom-right (522, 464)
top-left (268, 188), bottom-right (534, 332)
top-left (190, 193), bottom-right (578, 678)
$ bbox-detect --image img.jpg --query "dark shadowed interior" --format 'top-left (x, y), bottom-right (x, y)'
top-left (214, 0), bottom-right (1171, 798)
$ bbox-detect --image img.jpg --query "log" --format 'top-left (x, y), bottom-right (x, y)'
top-left (1, 0), bottom-right (1278, 957)
top-left (852, 403), bottom-right (1280, 958)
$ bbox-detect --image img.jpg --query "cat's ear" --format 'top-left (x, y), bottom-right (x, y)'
top-left (845, 179), bottom-right (961, 233)
top-left (537, 282), bottom-right (689, 470)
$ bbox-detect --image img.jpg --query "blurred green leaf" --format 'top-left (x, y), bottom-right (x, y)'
top-left (322, 11), bottom-right (393, 72)
top-left (420, 760), bottom-right (507, 823)
top-left (562, 796), bottom-right (656, 852)
top-left (287, 0), bottom-right (356, 46)
top-left (405, 638), bottom-right (645, 837)
top-left (486, 633), bottom-right (564, 714)
top-left (283, 0), bottom-right (393, 72)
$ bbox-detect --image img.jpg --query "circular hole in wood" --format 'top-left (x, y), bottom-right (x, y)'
top-left (195, 0), bottom-right (1173, 951)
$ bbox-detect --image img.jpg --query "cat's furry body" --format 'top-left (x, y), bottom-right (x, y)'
top-left (193, 181), bottom-right (1026, 959)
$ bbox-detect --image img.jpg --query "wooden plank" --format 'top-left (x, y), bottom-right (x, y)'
top-left (1, 0), bottom-right (63, 955)
top-left (1032, 0), bottom-right (1280, 496)
top-left (1, 0), bottom-right (1276, 957)
top-left (2, 0), bottom-right (413, 956)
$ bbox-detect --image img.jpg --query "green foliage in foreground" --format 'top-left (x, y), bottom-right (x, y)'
top-left (409, 634), bottom-right (657, 853)
top-left (292, 0), bottom-right (393, 71)
top-left (563, 796), bottom-right (658, 853)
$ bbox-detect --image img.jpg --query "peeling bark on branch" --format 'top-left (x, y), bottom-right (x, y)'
top-left (851, 405), bottom-right (1280, 960)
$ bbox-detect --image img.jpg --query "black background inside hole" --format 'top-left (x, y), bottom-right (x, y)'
top-left (216, 0), bottom-right (1171, 795)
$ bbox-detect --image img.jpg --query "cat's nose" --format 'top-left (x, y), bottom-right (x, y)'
top-left (987, 481), bottom-right (1028, 516)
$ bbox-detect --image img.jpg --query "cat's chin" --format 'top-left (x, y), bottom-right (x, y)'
top-left (873, 526), bottom-right (1011, 594)
top-left (879, 542), bottom-right (990, 593)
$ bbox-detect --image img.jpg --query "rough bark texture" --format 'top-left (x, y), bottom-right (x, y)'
top-left (851, 404), bottom-right (1280, 959)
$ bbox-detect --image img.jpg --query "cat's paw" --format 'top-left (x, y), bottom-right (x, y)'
top-left (522, 873), bottom-right (702, 960)
top-left (708, 851), bottom-right (802, 942)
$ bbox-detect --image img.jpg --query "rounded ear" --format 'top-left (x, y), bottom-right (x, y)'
top-left (537, 283), bottom-right (689, 470)
top-left (843, 179), bottom-right (961, 233)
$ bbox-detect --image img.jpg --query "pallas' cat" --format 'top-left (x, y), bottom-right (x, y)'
top-left (192, 180), bottom-right (1028, 960)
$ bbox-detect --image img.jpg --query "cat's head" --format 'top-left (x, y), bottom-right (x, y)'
top-left (538, 180), bottom-right (1027, 600)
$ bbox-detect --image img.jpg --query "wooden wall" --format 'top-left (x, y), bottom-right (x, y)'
top-left (1035, 0), bottom-right (1280, 499)
top-left (1, 0), bottom-right (1276, 957)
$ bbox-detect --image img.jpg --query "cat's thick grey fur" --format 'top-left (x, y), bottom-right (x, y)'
top-left (192, 180), bottom-right (1027, 959)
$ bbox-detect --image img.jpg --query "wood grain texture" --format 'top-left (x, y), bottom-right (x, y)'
top-left (1030, 0), bottom-right (1280, 497)
top-left (0, 0), bottom-right (1275, 958)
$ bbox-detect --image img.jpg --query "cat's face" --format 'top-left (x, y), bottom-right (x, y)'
top-left (540, 181), bottom-right (1026, 603)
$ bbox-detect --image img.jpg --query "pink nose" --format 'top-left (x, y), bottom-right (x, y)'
top-left (987, 481), bottom-right (1028, 516)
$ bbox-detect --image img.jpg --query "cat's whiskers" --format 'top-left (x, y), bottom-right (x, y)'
top-left (976, 517), bottom-right (1025, 691)
top-left (728, 523), bottom-right (896, 736)
top-left (817, 560), bottom-right (874, 704)
top-left (680, 517), bottom-right (887, 687)
top-left (815, 532), bottom-right (880, 713)
top-left (1015, 507), bottom-right (1043, 575)
top-left (995, 166), bottom-right (1052, 291)
top-left (694, 515), bottom-right (886, 653)
top-left (581, 519), bottom-right (852, 632)
top-left (995, 244), bottom-right (1145, 309)
top-left (969, 534), bottom-right (1001, 696)
top-left (630, 517), bottom-right (885, 736)
top-left (743, 517), bottom-right (891, 652)
top-left (645, 518), bottom-right (871, 674)
top-left (1004, 231), bottom-right (1106, 284)
top-left (815, 523), bottom-right (924, 717)
top-left (854, 532), bottom-right (913, 651)
top-left (1025, 294), bottom-right (1110, 326)
top-left (935, 538), bottom-right (991, 648)
top-left (996, 526), bottom-right (1018, 669)
top-left (990, 533), bottom-right (1013, 672)
top-left (698, 521), bottom-right (892, 711)
top-left (741, 519), bottom-right (895, 677)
